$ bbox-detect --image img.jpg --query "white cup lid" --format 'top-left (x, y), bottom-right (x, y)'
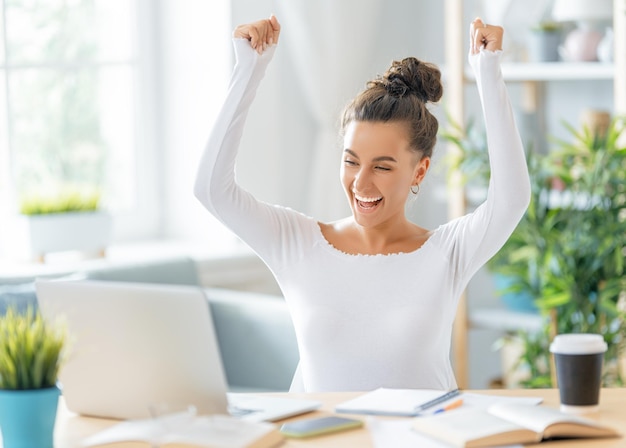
top-left (550, 333), bottom-right (607, 355)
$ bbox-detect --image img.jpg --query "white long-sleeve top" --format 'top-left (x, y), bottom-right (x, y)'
top-left (195, 39), bottom-right (530, 392)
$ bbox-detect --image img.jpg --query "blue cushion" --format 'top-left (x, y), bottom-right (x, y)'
top-left (0, 283), bottom-right (38, 314)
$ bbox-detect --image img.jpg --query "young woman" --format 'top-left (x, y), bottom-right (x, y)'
top-left (195, 15), bottom-right (530, 392)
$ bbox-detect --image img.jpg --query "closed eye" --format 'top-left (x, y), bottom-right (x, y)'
top-left (344, 159), bottom-right (358, 166)
top-left (375, 166), bottom-right (391, 171)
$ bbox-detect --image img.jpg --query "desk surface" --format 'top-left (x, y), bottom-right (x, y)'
top-left (51, 388), bottom-right (625, 448)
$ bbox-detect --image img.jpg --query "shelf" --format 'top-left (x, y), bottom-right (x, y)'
top-left (464, 62), bottom-right (614, 82)
top-left (469, 307), bottom-right (545, 334)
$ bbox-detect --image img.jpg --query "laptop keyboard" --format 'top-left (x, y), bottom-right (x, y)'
top-left (228, 405), bottom-right (261, 417)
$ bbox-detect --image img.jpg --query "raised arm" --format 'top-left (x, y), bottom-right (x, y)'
top-left (193, 16), bottom-right (302, 263)
top-left (445, 18), bottom-right (531, 281)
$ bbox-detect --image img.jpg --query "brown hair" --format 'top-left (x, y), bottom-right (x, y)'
top-left (341, 57), bottom-right (443, 159)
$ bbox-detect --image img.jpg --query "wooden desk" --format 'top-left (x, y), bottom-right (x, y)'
top-left (50, 388), bottom-right (625, 447)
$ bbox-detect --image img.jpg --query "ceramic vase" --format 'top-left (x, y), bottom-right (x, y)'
top-left (560, 26), bottom-right (603, 61)
top-left (597, 27), bottom-right (614, 63)
top-left (0, 386), bottom-right (60, 448)
top-left (528, 30), bottom-right (561, 62)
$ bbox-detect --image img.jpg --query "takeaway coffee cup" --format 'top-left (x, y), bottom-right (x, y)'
top-left (550, 333), bottom-right (607, 414)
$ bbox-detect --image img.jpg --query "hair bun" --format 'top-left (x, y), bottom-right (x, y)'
top-left (383, 57), bottom-right (442, 103)
top-left (385, 78), bottom-right (409, 97)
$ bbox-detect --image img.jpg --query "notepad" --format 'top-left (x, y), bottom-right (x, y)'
top-left (335, 388), bottom-right (460, 417)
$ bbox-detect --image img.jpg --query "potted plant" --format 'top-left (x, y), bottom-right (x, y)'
top-left (11, 186), bottom-right (113, 262)
top-left (528, 21), bottom-right (562, 62)
top-left (442, 114), bottom-right (626, 387)
top-left (0, 306), bottom-right (67, 448)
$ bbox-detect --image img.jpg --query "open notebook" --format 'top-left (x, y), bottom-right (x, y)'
top-left (35, 279), bottom-right (320, 422)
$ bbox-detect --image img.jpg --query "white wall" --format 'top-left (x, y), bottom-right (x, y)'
top-left (157, 0), bottom-right (245, 253)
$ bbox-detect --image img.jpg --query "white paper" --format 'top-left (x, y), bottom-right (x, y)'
top-left (367, 418), bottom-right (452, 448)
top-left (335, 388), bottom-right (447, 416)
top-left (367, 417), bottom-right (524, 448)
top-left (81, 413), bottom-right (278, 447)
top-left (335, 389), bottom-right (542, 417)
top-left (460, 393), bottom-right (543, 410)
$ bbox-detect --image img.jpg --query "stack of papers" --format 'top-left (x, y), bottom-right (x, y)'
top-left (81, 413), bottom-right (284, 448)
top-left (336, 389), bottom-right (545, 448)
top-left (336, 388), bottom-right (458, 417)
top-left (336, 388), bottom-right (543, 417)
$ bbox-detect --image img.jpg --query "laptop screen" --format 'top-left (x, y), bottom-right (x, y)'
top-left (35, 279), bottom-right (229, 419)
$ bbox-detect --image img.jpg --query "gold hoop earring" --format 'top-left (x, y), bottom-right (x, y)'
top-left (410, 184), bottom-right (420, 195)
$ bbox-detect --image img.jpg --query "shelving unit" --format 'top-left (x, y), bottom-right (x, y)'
top-left (445, 0), bottom-right (626, 389)
top-left (468, 62), bottom-right (614, 81)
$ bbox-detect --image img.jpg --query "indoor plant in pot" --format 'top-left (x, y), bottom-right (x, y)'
top-left (528, 21), bottom-right (562, 62)
top-left (13, 186), bottom-right (112, 262)
top-left (0, 306), bottom-right (66, 448)
top-left (442, 114), bottom-right (626, 387)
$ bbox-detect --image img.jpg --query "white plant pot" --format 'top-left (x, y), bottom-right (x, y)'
top-left (14, 212), bottom-right (113, 261)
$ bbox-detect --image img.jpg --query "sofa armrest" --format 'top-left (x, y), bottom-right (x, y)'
top-left (84, 257), bottom-right (200, 286)
top-left (204, 288), bottom-right (299, 392)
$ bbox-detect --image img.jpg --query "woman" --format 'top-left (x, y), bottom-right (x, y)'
top-left (195, 15), bottom-right (530, 392)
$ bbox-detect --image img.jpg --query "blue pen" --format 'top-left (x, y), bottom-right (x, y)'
top-left (414, 388), bottom-right (461, 413)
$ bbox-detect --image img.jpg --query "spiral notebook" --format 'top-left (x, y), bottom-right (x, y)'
top-left (335, 388), bottom-right (544, 417)
top-left (335, 388), bottom-right (461, 417)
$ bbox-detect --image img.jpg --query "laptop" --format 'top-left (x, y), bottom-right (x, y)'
top-left (35, 279), bottom-right (320, 422)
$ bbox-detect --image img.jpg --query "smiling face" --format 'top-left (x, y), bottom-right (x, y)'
top-left (341, 120), bottom-right (430, 229)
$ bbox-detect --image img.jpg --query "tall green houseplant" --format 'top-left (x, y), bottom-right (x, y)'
top-left (442, 115), bottom-right (626, 387)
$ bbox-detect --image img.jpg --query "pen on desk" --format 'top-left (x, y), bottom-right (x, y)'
top-left (433, 398), bottom-right (464, 414)
top-left (414, 388), bottom-right (461, 413)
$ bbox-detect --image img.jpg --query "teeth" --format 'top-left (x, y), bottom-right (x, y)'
top-left (354, 193), bottom-right (382, 203)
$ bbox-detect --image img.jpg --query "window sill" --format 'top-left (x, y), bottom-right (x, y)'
top-left (0, 238), bottom-right (258, 284)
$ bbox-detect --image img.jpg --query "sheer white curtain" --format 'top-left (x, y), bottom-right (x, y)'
top-left (277, 0), bottom-right (384, 222)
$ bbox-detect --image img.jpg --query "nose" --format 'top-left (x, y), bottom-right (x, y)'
top-left (353, 168), bottom-right (372, 193)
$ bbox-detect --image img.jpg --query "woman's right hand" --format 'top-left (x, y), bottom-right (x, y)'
top-left (233, 15), bottom-right (281, 55)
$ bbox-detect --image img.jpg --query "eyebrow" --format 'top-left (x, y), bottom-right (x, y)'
top-left (343, 149), bottom-right (398, 163)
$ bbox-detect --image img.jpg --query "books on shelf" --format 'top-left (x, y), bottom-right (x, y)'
top-left (412, 402), bottom-right (620, 448)
top-left (81, 413), bottom-right (283, 448)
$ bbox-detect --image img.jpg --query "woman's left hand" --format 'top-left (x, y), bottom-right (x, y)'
top-left (470, 17), bottom-right (503, 55)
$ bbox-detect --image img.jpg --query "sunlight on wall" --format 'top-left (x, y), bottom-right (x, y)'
top-left (160, 0), bottom-right (238, 253)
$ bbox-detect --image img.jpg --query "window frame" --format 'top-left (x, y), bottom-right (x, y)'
top-left (0, 0), bottom-right (161, 241)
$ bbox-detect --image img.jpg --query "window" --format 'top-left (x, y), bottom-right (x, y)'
top-left (0, 0), bottom-right (157, 237)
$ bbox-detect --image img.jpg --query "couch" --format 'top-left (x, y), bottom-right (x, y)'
top-left (0, 256), bottom-right (299, 392)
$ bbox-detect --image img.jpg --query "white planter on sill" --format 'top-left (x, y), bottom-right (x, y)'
top-left (14, 211), bottom-right (113, 261)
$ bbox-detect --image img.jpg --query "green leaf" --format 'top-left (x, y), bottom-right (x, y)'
top-left (0, 306), bottom-right (66, 390)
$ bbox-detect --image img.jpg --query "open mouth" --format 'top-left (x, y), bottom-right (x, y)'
top-left (354, 193), bottom-right (383, 211)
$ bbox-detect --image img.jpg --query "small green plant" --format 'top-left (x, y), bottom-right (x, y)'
top-left (0, 306), bottom-right (66, 390)
top-left (20, 188), bottom-right (101, 215)
top-left (530, 21), bottom-right (562, 33)
top-left (440, 114), bottom-right (490, 188)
